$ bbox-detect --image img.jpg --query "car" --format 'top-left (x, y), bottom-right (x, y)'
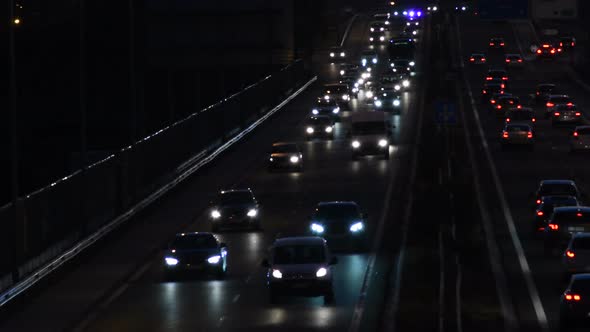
top-left (312, 97), bottom-right (341, 119)
top-left (373, 89), bottom-right (402, 111)
top-left (322, 83), bottom-right (351, 105)
top-left (544, 207), bottom-right (590, 253)
top-left (559, 36), bottom-right (576, 50)
top-left (372, 13), bottom-right (390, 28)
top-left (505, 54), bottom-right (524, 68)
top-left (559, 273), bottom-right (590, 329)
top-left (328, 46), bottom-right (346, 61)
top-left (369, 21), bottom-right (386, 33)
top-left (481, 81), bottom-right (505, 103)
top-left (380, 74), bottom-right (410, 92)
top-left (552, 104), bottom-right (582, 126)
top-left (262, 236), bottom-right (338, 304)
top-left (469, 53), bottom-right (487, 64)
top-left (545, 94), bottom-right (573, 118)
top-left (485, 69), bottom-right (509, 84)
top-left (350, 111), bottom-right (391, 159)
top-left (209, 189), bottom-right (261, 232)
top-left (305, 116), bottom-right (335, 140)
top-left (493, 95), bottom-right (521, 117)
top-left (390, 59), bottom-right (416, 76)
top-left (504, 108), bottom-right (536, 126)
top-left (562, 233), bottom-right (590, 276)
top-left (360, 50), bottom-right (378, 67)
top-left (534, 195), bottom-right (580, 232)
top-left (534, 83), bottom-right (557, 104)
top-left (535, 41), bottom-right (558, 59)
top-left (571, 126), bottom-right (590, 153)
top-left (268, 142), bottom-right (304, 172)
top-left (489, 92), bottom-right (511, 109)
top-left (369, 30), bottom-right (386, 44)
top-left (163, 232), bottom-right (228, 279)
top-left (401, 25), bottom-right (419, 39)
top-left (488, 37), bottom-right (505, 49)
top-left (455, 2), bottom-right (469, 12)
top-left (534, 180), bottom-right (582, 208)
top-left (338, 63), bottom-right (358, 77)
top-left (500, 123), bottom-right (534, 149)
top-left (340, 75), bottom-right (360, 98)
top-left (308, 201), bottom-right (368, 250)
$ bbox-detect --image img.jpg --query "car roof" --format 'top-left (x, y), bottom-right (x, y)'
top-left (541, 195), bottom-right (577, 202)
top-left (572, 232), bottom-right (590, 239)
top-left (471, 53), bottom-right (485, 55)
top-left (505, 123), bottom-right (531, 129)
top-left (317, 201), bottom-right (359, 207)
top-left (274, 236), bottom-right (326, 247)
top-left (488, 68), bottom-right (507, 73)
top-left (548, 94), bottom-right (570, 99)
top-left (571, 273), bottom-right (590, 283)
top-left (506, 53), bottom-right (521, 57)
top-left (507, 107), bottom-right (532, 112)
top-left (574, 125), bottom-right (590, 131)
top-left (174, 231), bottom-right (215, 239)
top-left (553, 206), bottom-right (590, 213)
top-left (499, 95), bottom-right (518, 100)
top-left (220, 188), bottom-right (252, 195)
top-left (540, 179), bottom-right (576, 185)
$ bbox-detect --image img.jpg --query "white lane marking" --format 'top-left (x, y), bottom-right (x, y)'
top-left (456, 16), bottom-right (549, 332)
top-left (72, 283), bottom-right (130, 332)
top-left (439, 228), bottom-right (445, 332)
top-left (232, 294), bottom-right (240, 303)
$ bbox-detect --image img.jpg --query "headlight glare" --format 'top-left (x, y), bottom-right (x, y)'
top-left (316, 267), bottom-right (328, 278)
top-left (350, 221), bottom-right (364, 232)
top-left (379, 139), bottom-right (388, 147)
top-left (207, 255), bottom-right (222, 264)
top-left (312, 109), bottom-right (319, 115)
top-left (272, 269), bottom-right (283, 279)
top-left (375, 100), bottom-right (383, 107)
top-left (352, 140), bottom-right (361, 149)
top-left (307, 127), bottom-right (315, 134)
top-left (311, 223), bottom-right (325, 233)
top-left (247, 209), bottom-right (258, 217)
top-left (290, 156), bottom-right (300, 163)
top-left (325, 126), bottom-right (333, 133)
top-left (211, 210), bottom-right (221, 219)
top-left (165, 257), bottom-right (179, 266)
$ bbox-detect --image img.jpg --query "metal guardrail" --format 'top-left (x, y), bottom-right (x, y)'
top-left (0, 59), bottom-right (313, 304)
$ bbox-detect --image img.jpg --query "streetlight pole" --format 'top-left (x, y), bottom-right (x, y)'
top-left (9, 0), bottom-right (20, 282)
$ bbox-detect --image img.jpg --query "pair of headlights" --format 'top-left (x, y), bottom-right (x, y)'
top-left (211, 209), bottom-right (257, 219)
top-left (165, 254), bottom-right (222, 266)
top-left (310, 221), bottom-right (364, 233)
top-left (352, 139), bottom-right (388, 148)
top-left (307, 126), bottom-right (333, 134)
top-left (272, 267), bottom-right (328, 279)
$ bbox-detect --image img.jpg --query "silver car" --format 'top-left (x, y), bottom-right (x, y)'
top-left (571, 126), bottom-right (590, 152)
top-left (500, 123), bottom-right (534, 149)
top-left (262, 236), bottom-right (338, 304)
top-left (562, 232), bottom-right (590, 276)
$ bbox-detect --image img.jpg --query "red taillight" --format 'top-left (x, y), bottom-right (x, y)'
top-left (536, 92), bottom-right (540, 95)
top-left (506, 118), bottom-right (511, 122)
top-left (491, 99), bottom-right (496, 104)
top-left (565, 293), bottom-right (582, 302)
top-left (500, 42), bottom-right (505, 46)
top-left (482, 89), bottom-right (487, 94)
top-left (518, 59), bottom-right (523, 63)
top-left (577, 213), bottom-right (583, 217)
top-left (543, 44), bottom-right (550, 48)
top-left (489, 42), bottom-right (494, 46)
top-left (509, 100), bottom-right (514, 104)
top-left (550, 49), bottom-right (556, 54)
top-left (527, 132), bottom-right (533, 138)
top-left (558, 48), bottom-right (563, 52)
top-left (501, 84), bottom-right (505, 89)
top-left (567, 102), bottom-right (574, 106)
top-left (470, 57), bottom-right (475, 62)
top-left (502, 131), bottom-right (509, 138)
top-left (537, 49), bottom-right (542, 54)
top-left (572, 42), bottom-right (575, 46)
top-left (481, 57), bottom-right (486, 62)
top-left (574, 131), bottom-right (579, 137)
top-left (502, 77), bottom-right (508, 80)
top-left (560, 42), bottom-right (564, 47)
top-left (547, 102), bottom-right (554, 107)
top-left (566, 250), bottom-right (576, 258)
top-left (537, 211), bottom-right (543, 216)
top-left (554, 112), bottom-right (561, 116)
top-left (497, 105), bottom-right (502, 109)
top-left (517, 105), bottom-right (522, 109)
top-left (486, 76), bottom-right (493, 80)
top-left (506, 59), bottom-right (511, 63)
top-left (549, 223), bottom-right (559, 230)
top-left (532, 118), bottom-right (536, 122)
top-left (536, 199), bottom-right (541, 204)
top-left (576, 112), bottom-right (581, 116)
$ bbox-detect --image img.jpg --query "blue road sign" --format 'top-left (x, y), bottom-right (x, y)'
top-left (435, 101), bottom-right (457, 125)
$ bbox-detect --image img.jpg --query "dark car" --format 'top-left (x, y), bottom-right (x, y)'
top-left (268, 142), bottom-right (304, 172)
top-left (545, 94), bottom-right (573, 118)
top-left (308, 201), bottom-right (368, 250)
top-left (552, 104), bottom-right (582, 126)
top-left (534, 180), bottom-right (581, 208)
top-left (262, 236), bottom-right (338, 304)
top-left (163, 232), bottom-right (228, 279)
top-left (559, 36), bottom-right (576, 50)
top-left (312, 97), bottom-right (341, 120)
top-left (481, 81), bottom-right (505, 103)
top-left (560, 274), bottom-right (590, 330)
top-left (369, 30), bottom-right (386, 44)
top-left (536, 41), bottom-right (558, 59)
top-left (390, 59), bottom-right (416, 76)
top-left (485, 69), bottom-right (509, 84)
top-left (500, 123), bottom-right (534, 149)
top-left (209, 189), bottom-right (261, 232)
top-left (534, 195), bottom-right (580, 232)
top-left (493, 95), bottom-right (521, 117)
top-left (488, 37), bottom-right (505, 49)
top-left (504, 108), bottom-right (535, 126)
top-left (544, 207), bottom-right (590, 253)
top-left (305, 116), bottom-right (335, 140)
top-left (322, 83), bottom-right (350, 105)
top-left (534, 83), bottom-right (557, 104)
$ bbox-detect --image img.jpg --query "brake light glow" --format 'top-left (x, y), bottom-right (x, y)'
top-left (566, 250), bottom-right (576, 258)
top-left (501, 84), bottom-right (505, 88)
top-left (505, 59), bottom-right (510, 63)
top-left (550, 49), bottom-right (555, 54)
top-left (527, 132), bottom-right (533, 138)
top-left (500, 42), bottom-right (505, 46)
top-left (470, 57), bottom-right (475, 62)
top-left (548, 223), bottom-right (559, 230)
top-left (554, 112), bottom-right (561, 116)
top-left (489, 42), bottom-right (494, 46)
top-left (481, 57), bottom-right (486, 62)
top-left (572, 42), bottom-right (575, 46)
top-left (518, 59), bottom-right (523, 63)
top-left (565, 293), bottom-right (581, 302)
top-left (536, 199), bottom-right (541, 204)
top-left (482, 89), bottom-right (487, 94)
top-left (567, 102), bottom-right (574, 106)
top-left (537, 49), bottom-right (542, 54)
top-left (502, 77), bottom-right (508, 80)
top-left (577, 213), bottom-right (583, 217)
top-left (536, 92), bottom-right (540, 95)
top-left (546, 102), bottom-right (554, 107)
top-left (486, 76), bottom-right (493, 80)
top-left (537, 211), bottom-right (543, 216)
top-left (574, 132), bottom-right (579, 137)
top-left (532, 118), bottom-right (536, 122)
top-left (517, 105), bottom-right (522, 109)
top-left (502, 131), bottom-right (508, 138)
top-left (542, 44), bottom-right (550, 48)
top-left (506, 118), bottom-right (510, 122)
top-left (491, 99), bottom-right (496, 104)
top-left (576, 112), bottom-right (581, 116)
top-left (497, 105), bottom-right (502, 109)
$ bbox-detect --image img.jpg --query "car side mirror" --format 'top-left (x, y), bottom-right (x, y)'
top-left (261, 258), bottom-right (270, 268)
top-left (220, 242), bottom-right (228, 248)
top-left (330, 256), bottom-right (338, 265)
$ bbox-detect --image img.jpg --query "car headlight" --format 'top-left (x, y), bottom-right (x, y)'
top-left (339, 70), bottom-right (345, 75)
top-left (393, 99), bottom-right (401, 106)
top-left (332, 107), bottom-right (340, 114)
top-left (394, 85), bottom-right (401, 91)
top-left (352, 140), bottom-right (361, 149)
top-left (402, 80), bottom-right (410, 87)
top-left (165, 257), bottom-right (179, 266)
top-left (392, 68), bottom-right (397, 72)
top-left (247, 209), bottom-right (258, 217)
top-left (342, 94), bottom-right (349, 101)
top-left (433, 6), bottom-right (438, 11)
top-left (325, 126), bottom-right (333, 133)
top-left (340, 52), bottom-right (345, 57)
top-left (366, 91), bottom-right (374, 98)
top-left (380, 27), bottom-right (384, 32)
top-left (312, 109), bottom-right (319, 115)
top-left (316, 267), bottom-right (328, 278)
top-left (372, 58), bottom-right (378, 64)
top-left (380, 36), bottom-right (385, 41)
top-left (330, 52), bottom-right (335, 57)
top-left (272, 269), bottom-right (283, 279)
top-left (375, 100), bottom-right (383, 107)
top-left (307, 127), bottom-right (314, 134)
top-left (352, 87), bottom-right (359, 93)
top-left (378, 139), bottom-right (388, 147)
top-left (367, 67), bottom-right (372, 72)
top-left (207, 255), bottom-right (222, 264)
top-left (349, 221), bottom-right (364, 232)
top-left (409, 61), bottom-right (415, 66)
top-left (211, 210), bottom-right (221, 219)
top-left (290, 156), bottom-right (300, 163)
top-left (413, 30), bottom-right (417, 36)
top-left (362, 59), bottom-right (367, 66)
top-left (311, 223), bottom-right (325, 233)
top-left (370, 27), bottom-right (375, 32)
top-left (370, 37), bottom-right (374, 41)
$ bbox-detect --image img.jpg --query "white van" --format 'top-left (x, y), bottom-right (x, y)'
top-left (350, 111), bottom-right (391, 160)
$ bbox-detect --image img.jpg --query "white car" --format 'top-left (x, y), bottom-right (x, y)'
top-left (262, 236), bottom-right (338, 304)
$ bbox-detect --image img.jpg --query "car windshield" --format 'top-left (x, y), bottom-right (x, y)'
top-left (506, 125), bottom-right (529, 132)
top-left (352, 121), bottom-right (387, 135)
top-left (315, 204), bottom-right (360, 219)
top-left (171, 235), bottom-right (217, 250)
top-left (538, 85), bottom-right (554, 92)
top-left (324, 86), bottom-right (346, 94)
top-left (556, 105), bottom-right (576, 111)
top-left (508, 112), bottom-right (532, 120)
top-left (572, 238), bottom-right (590, 250)
top-left (316, 99), bottom-right (337, 107)
top-left (571, 279), bottom-right (590, 293)
top-left (272, 144), bottom-right (298, 154)
top-left (273, 245), bottom-right (326, 264)
top-left (307, 117), bottom-right (331, 126)
top-left (381, 76), bottom-right (399, 84)
top-left (219, 191), bottom-right (253, 205)
top-left (550, 97), bottom-right (570, 103)
top-left (540, 184), bottom-right (577, 196)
